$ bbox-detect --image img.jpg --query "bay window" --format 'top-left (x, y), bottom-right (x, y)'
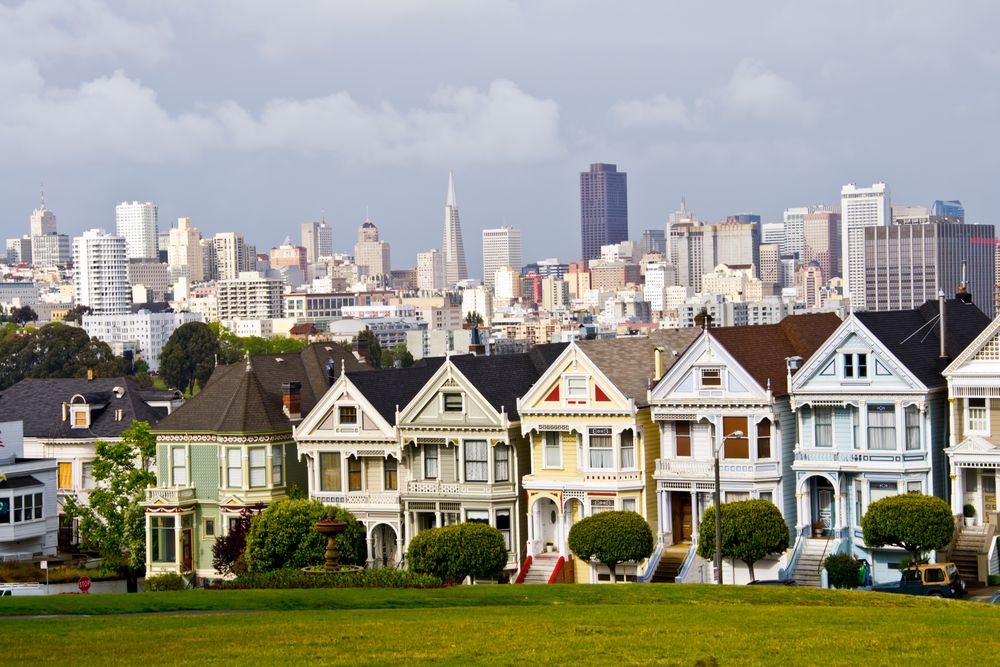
top-left (319, 452), bottom-right (341, 492)
top-left (348, 457), bottom-right (363, 491)
top-left (272, 446), bottom-right (283, 485)
top-left (543, 432), bottom-right (562, 468)
top-left (150, 516), bottom-right (176, 563)
top-left (814, 407), bottom-right (833, 447)
top-left (249, 447), bottom-right (266, 487)
top-left (904, 407), bottom-right (920, 451)
top-left (494, 444), bottom-right (510, 482)
top-left (620, 430), bottom-right (635, 469)
top-left (757, 419), bottom-right (772, 459)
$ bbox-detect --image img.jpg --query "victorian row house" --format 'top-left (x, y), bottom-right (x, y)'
top-left (650, 313), bottom-right (841, 584)
top-left (516, 330), bottom-right (700, 583)
top-left (789, 299), bottom-right (989, 584)
top-left (143, 343), bottom-right (364, 580)
top-left (295, 346), bottom-right (566, 576)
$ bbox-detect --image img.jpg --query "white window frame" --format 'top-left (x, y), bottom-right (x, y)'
top-left (441, 392), bottom-right (464, 413)
top-left (904, 407), bottom-right (921, 451)
top-left (842, 352), bottom-right (869, 379)
top-left (226, 448), bottom-right (242, 488)
top-left (423, 444), bottom-right (439, 480)
top-left (621, 498), bottom-right (638, 512)
top-left (542, 432), bottom-right (562, 469)
top-left (494, 444), bottom-right (510, 482)
top-left (565, 375), bottom-right (588, 400)
top-left (867, 404), bottom-right (897, 451)
top-left (272, 445), bottom-right (283, 485)
top-left (814, 406), bottom-right (833, 448)
top-left (464, 440), bottom-right (489, 482)
top-left (248, 447), bottom-right (267, 488)
top-left (171, 446), bottom-right (187, 486)
top-left (967, 398), bottom-right (989, 436)
top-left (588, 429), bottom-right (614, 470)
top-left (619, 431), bottom-right (635, 469)
top-left (338, 405), bottom-right (359, 426)
top-left (698, 367), bottom-right (723, 389)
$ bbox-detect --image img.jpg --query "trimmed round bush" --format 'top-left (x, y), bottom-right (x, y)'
top-left (861, 494), bottom-right (954, 564)
top-left (407, 522), bottom-right (508, 583)
top-left (568, 510), bottom-right (654, 581)
top-left (245, 499), bottom-right (365, 573)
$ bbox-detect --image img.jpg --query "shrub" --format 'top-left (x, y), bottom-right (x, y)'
top-left (145, 573), bottom-right (187, 592)
top-left (568, 510), bottom-right (655, 581)
top-left (0, 563), bottom-right (118, 584)
top-left (697, 500), bottom-right (790, 582)
top-left (988, 574), bottom-right (1000, 587)
top-left (220, 568), bottom-right (441, 590)
top-left (407, 522), bottom-right (508, 583)
top-left (861, 494), bottom-right (954, 564)
top-left (245, 500), bottom-right (365, 573)
top-left (824, 553), bottom-right (861, 589)
top-left (963, 504), bottom-right (976, 518)
top-left (212, 505), bottom-right (262, 577)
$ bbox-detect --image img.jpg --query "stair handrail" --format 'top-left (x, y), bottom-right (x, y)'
top-left (675, 543), bottom-right (698, 583)
top-left (637, 544), bottom-right (664, 583)
top-left (513, 555), bottom-right (532, 584)
top-left (781, 534), bottom-right (806, 581)
top-left (547, 556), bottom-right (566, 584)
top-left (816, 536), bottom-right (832, 575)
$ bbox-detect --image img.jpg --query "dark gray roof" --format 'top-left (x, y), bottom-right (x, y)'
top-left (0, 475), bottom-right (43, 490)
top-left (155, 342), bottom-right (366, 434)
top-left (856, 299), bottom-right (990, 389)
top-left (346, 358), bottom-right (447, 424)
top-left (0, 377), bottom-right (167, 439)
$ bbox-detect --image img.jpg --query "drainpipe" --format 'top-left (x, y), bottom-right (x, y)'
top-left (939, 290), bottom-right (947, 360)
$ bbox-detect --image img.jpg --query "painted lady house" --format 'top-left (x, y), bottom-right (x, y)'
top-left (790, 297), bottom-right (988, 585)
top-left (943, 312), bottom-right (1000, 584)
top-left (650, 313), bottom-right (840, 585)
top-left (516, 331), bottom-right (698, 584)
top-left (143, 344), bottom-right (363, 581)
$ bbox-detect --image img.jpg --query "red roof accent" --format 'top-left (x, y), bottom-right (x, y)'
top-left (544, 384), bottom-right (560, 402)
top-left (594, 384), bottom-right (611, 402)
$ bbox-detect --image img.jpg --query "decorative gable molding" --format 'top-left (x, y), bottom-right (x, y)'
top-left (396, 358), bottom-right (506, 430)
top-left (294, 374), bottom-right (396, 442)
top-left (650, 330), bottom-right (771, 404)
top-left (517, 341), bottom-right (634, 419)
top-left (944, 316), bottom-right (1000, 375)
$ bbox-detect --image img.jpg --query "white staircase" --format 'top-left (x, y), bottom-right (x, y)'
top-left (791, 538), bottom-right (831, 587)
top-left (950, 524), bottom-right (994, 584)
top-left (522, 554), bottom-right (561, 584)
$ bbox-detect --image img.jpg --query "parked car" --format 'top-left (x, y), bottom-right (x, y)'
top-left (872, 563), bottom-right (965, 598)
top-left (748, 579), bottom-right (797, 586)
top-left (989, 591), bottom-right (1000, 604)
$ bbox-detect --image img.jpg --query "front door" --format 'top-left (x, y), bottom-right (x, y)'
top-left (181, 528), bottom-right (193, 571)
top-left (817, 488), bottom-right (834, 534)
top-left (671, 492), bottom-right (693, 543)
top-left (984, 475), bottom-right (997, 525)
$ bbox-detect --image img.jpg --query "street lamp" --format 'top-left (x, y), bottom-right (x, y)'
top-left (714, 430), bottom-right (744, 585)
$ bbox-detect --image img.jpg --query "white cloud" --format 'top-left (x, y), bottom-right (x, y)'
top-left (720, 58), bottom-right (816, 123)
top-left (0, 0), bottom-right (172, 62)
top-left (611, 94), bottom-right (691, 129)
top-left (0, 71), bottom-right (562, 165)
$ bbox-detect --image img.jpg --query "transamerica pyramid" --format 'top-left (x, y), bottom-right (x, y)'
top-left (442, 171), bottom-right (468, 285)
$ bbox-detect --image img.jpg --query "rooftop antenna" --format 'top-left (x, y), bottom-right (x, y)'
top-left (681, 196), bottom-right (687, 213)
top-left (39, 183), bottom-right (45, 210)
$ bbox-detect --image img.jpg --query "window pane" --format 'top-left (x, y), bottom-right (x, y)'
top-left (494, 444), bottom-right (510, 482)
top-left (320, 452), bottom-right (341, 492)
top-left (466, 510), bottom-right (489, 523)
top-left (339, 406), bottom-right (357, 424)
top-left (701, 368), bottom-right (722, 386)
top-left (443, 393), bottom-right (463, 412)
top-left (58, 462), bottom-right (72, 490)
top-left (424, 445), bottom-right (438, 479)
top-left (272, 446), bottom-right (283, 485)
top-left (857, 354), bottom-right (867, 378)
top-left (867, 405), bottom-right (896, 450)
top-left (384, 456), bottom-right (398, 490)
top-left (465, 441), bottom-right (489, 482)
top-left (227, 449), bottom-right (242, 487)
top-left (620, 431), bottom-right (635, 468)
top-left (757, 419), bottom-right (771, 459)
top-left (905, 408), bottom-right (920, 451)
top-left (566, 377), bottom-right (587, 397)
top-left (589, 435), bottom-right (613, 469)
top-left (544, 432), bottom-right (561, 467)
top-left (172, 447), bottom-right (187, 486)
top-left (496, 510), bottom-right (511, 550)
top-left (815, 407), bottom-right (833, 447)
top-left (723, 416), bottom-right (749, 459)
top-left (249, 447), bottom-right (266, 487)
top-left (348, 457), bottom-right (363, 491)
top-left (675, 422), bottom-right (691, 457)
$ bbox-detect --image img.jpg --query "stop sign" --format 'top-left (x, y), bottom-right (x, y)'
top-left (78, 576), bottom-right (92, 593)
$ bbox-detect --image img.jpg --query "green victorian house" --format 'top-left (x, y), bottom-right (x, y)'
top-left (143, 344), bottom-right (364, 581)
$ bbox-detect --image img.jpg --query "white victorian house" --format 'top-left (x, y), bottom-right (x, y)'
top-left (791, 299), bottom-right (989, 584)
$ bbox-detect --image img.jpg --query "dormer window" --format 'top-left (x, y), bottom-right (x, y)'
top-left (443, 393), bottom-right (463, 412)
top-left (71, 408), bottom-right (89, 428)
top-left (699, 368), bottom-right (722, 388)
top-left (338, 406), bottom-right (358, 425)
top-left (566, 376), bottom-right (588, 399)
top-left (843, 353), bottom-right (868, 379)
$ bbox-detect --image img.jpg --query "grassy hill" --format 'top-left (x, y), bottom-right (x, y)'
top-left (4, 585), bottom-right (998, 665)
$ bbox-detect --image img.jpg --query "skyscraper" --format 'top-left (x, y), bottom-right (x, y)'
top-left (73, 229), bottom-right (129, 315)
top-left (580, 163), bottom-right (628, 263)
top-left (302, 220), bottom-right (333, 265)
top-left (782, 207), bottom-right (809, 258)
top-left (213, 232), bottom-right (256, 281)
top-left (801, 210), bottom-right (842, 282)
top-left (167, 217), bottom-right (204, 282)
top-left (416, 249), bottom-right (446, 291)
top-left (115, 201), bottom-right (159, 260)
top-left (482, 226), bottom-right (522, 290)
top-left (29, 191), bottom-right (56, 237)
top-left (354, 218), bottom-right (391, 277)
top-left (442, 172), bottom-right (468, 285)
top-left (841, 182), bottom-right (890, 310)
top-left (670, 221), bottom-right (759, 292)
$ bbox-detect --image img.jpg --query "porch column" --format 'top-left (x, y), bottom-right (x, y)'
top-left (950, 464), bottom-right (964, 515)
top-left (690, 489), bottom-right (699, 539)
top-left (365, 526), bottom-right (374, 565)
top-left (173, 514), bottom-right (182, 571)
top-left (557, 504), bottom-right (566, 555)
top-left (144, 513), bottom-right (152, 572)
top-left (457, 443), bottom-right (465, 483)
top-left (796, 481), bottom-right (808, 536)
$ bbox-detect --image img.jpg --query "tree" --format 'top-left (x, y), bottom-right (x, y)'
top-left (62, 421), bottom-right (157, 592)
top-left (382, 343), bottom-right (414, 369)
top-left (244, 499), bottom-right (365, 572)
top-left (697, 499), bottom-right (790, 581)
top-left (406, 522), bottom-right (508, 583)
top-left (62, 304), bottom-right (92, 324)
top-left (160, 321), bottom-right (219, 395)
top-left (567, 510), bottom-right (654, 582)
top-left (861, 493), bottom-right (954, 564)
top-left (7, 305), bottom-right (37, 324)
top-left (356, 329), bottom-right (381, 368)
top-left (212, 504), bottom-right (263, 577)
top-left (465, 311), bottom-right (484, 326)
top-left (0, 324), bottom-right (129, 389)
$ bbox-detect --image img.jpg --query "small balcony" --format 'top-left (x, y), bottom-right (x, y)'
top-left (654, 459), bottom-right (781, 479)
top-left (404, 480), bottom-right (515, 497)
top-left (792, 447), bottom-right (928, 471)
top-left (312, 491), bottom-right (400, 507)
top-left (144, 486), bottom-right (196, 504)
top-left (583, 470), bottom-right (644, 484)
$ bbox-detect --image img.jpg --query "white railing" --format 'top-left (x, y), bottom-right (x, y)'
top-left (405, 480), bottom-right (514, 496)
top-left (794, 448), bottom-right (928, 464)
top-left (312, 492), bottom-right (400, 506)
top-left (144, 487), bottom-right (196, 502)
top-left (655, 459), bottom-right (780, 478)
top-left (655, 460), bottom-right (713, 476)
top-left (584, 470), bottom-right (643, 483)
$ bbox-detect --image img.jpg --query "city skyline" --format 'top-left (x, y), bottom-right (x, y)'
top-left (2, 3), bottom-right (998, 278)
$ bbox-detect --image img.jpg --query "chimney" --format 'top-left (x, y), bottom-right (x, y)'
top-left (654, 347), bottom-right (665, 381)
top-left (939, 290), bottom-right (947, 360)
top-left (282, 381), bottom-right (302, 420)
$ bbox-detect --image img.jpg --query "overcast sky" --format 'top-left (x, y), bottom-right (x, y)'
top-left (2, 1), bottom-right (998, 277)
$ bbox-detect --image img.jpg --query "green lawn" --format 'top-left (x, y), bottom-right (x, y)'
top-left (3, 585), bottom-right (998, 665)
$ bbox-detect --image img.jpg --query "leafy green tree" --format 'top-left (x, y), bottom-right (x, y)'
top-left (356, 329), bottom-right (381, 368)
top-left (697, 499), bottom-right (790, 581)
top-left (568, 510), bottom-right (654, 582)
top-left (387, 343), bottom-right (414, 368)
top-left (159, 321), bottom-right (219, 395)
top-left (465, 311), bottom-right (484, 326)
top-left (244, 499), bottom-right (365, 572)
top-left (63, 421), bottom-right (157, 591)
top-left (407, 522), bottom-right (508, 583)
top-left (241, 335), bottom-right (307, 356)
top-left (62, 304), bottom-right (92, 324)
top-left (7, 305), bottom-right (37, 324)
top-left (861, 494), bottom-right (954, 564)
top-left (0, 324), bottom-right (129, 389)
top-left (210, 322), bottom-right (244, 364)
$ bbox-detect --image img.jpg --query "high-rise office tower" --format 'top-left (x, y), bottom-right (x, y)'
top-left (482, 226), bottom-right (522, 290)
top-left (580, 163), bottom-right (628, 263)
top-left (30, 191), bottom-right (56, 237)
top-left (761, 223), bottom-right (785, 247)
top-left (167, 217), bottom-right (204, 283)
top-left (930, 200), bottom-right (965, 223)
top-left (759, 244), bottom-right (782, 285)
top-left (416, 249), bottom-right (446, 291)
top-left (638, 229), bottom-right (667, 256)
top-left (301, 221), bottom-right (333, 265)
top-left (213, 232), bottom-right (256, 281)
top-left (841, 182), bottom-right (890, 309)
top-left (864, 222), bottom-right (996, 318)
top-left (115, 201), bottom-right (159, 260)
top-left (271, 238), bottom-right (309, 273)
top-left (802, 211), bottom-right (842, 282)
top-left (73, 229), bottom-right (129, 315)
top-left (354, 218), bottom-right (391, 277)
top-left (782, 207), bottom-right (809, 258)
top-left (442, 172), bottom-right (468, 285)
top-left (30, 234), bottom-right (70, 267)
top-left (670, 221), bottom-right (759, 292)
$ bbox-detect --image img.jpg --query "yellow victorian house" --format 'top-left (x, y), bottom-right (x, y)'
top-left (516, 330), bottom-right (698, 583)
